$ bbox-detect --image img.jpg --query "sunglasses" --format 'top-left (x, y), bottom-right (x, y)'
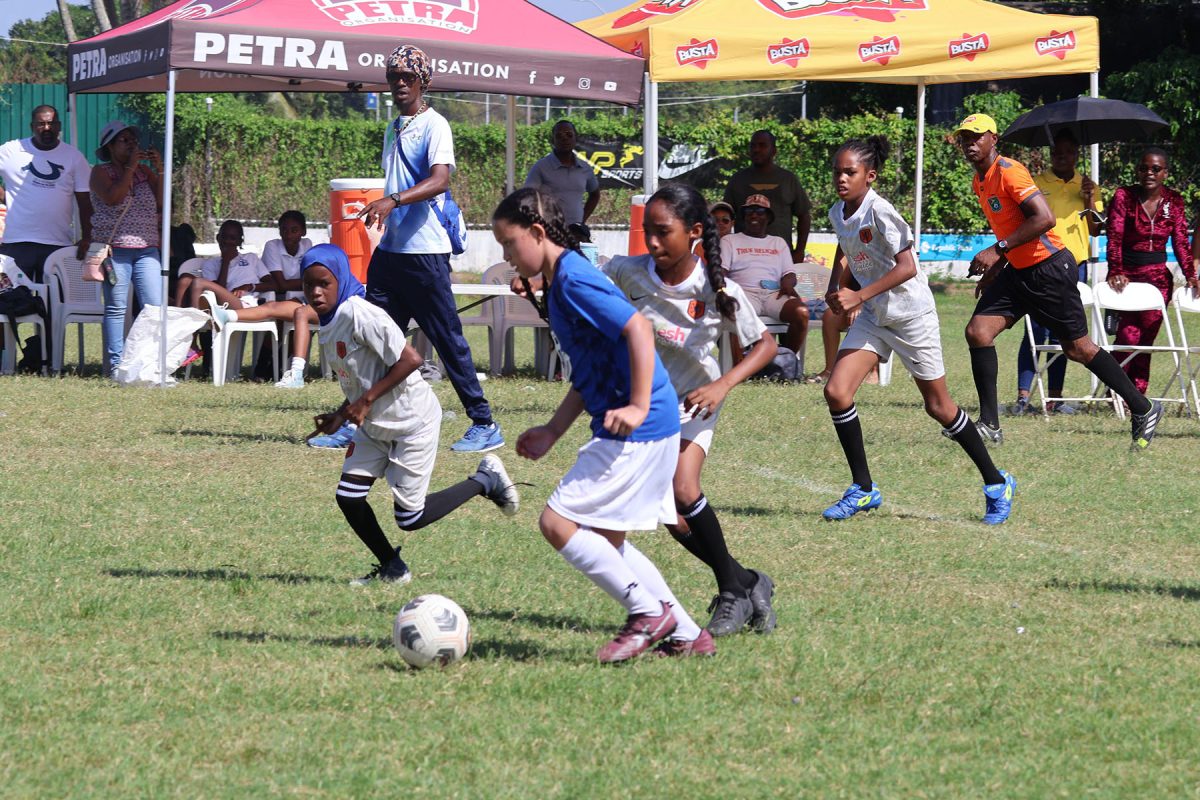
top-left (744, 207), bottom-right (769, 215)
top-left (1136, 164), bottom-right (1166, 174)
top-left (388, 71), bottom-right (420, 85)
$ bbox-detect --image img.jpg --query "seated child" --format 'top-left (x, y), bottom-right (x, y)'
top-left (302, 243), bottom-right (520, 585)
top-left (209, 211), bottom-right (318, 388)
top-left (720, 194), bottom-right (809, 357)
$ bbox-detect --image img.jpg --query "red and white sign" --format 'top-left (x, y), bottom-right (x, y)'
top-left (756, 0), bottom-right (925, 23)
top-left (165, 0), bottom-right (265, 20)
top-left (312, 0), bottom-right (480, 33)
top-left (767, 37), bottom-right (811, 67)
top-left (613, 0), bottom-right (703, 29)
top-left (858, 35), bottom-right (900, 65)
top-left (1034, 29), bottom-right (1076, 60)
top-left (948, 32), bottom-right (989, 61)
top-left (676, 37), bottom-right (719, 69)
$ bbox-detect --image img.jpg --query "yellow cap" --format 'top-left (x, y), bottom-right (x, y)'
top-left (954, 113), bottom-right (998, 134)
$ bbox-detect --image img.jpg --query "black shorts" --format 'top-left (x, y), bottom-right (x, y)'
top-left (972, 249), bottom-right (1089, 341)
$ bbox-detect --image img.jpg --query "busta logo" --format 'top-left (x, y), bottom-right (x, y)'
top-left (675, 38), bottom-right (719, 69)
top-left (948, 32), bottom-right (989, 61)
top-left (767, 37), bottom-right (811, 67)
top-left (756, 0), bottom-right (925, 22)
top-left (1034, 29), bottom-right (1076, 60)
top-left (858, 227), bottom-right (872, 244)
top-left (858, 35), bottom-right (900, 65)
top-left (613, 0), bottom-right (702, 29)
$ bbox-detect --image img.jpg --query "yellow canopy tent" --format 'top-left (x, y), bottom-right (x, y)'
top-left (578, 0), bottom-right (1100, 242)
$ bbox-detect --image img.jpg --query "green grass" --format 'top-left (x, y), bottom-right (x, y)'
top-left (3, 293), bottom-right (1200, 798)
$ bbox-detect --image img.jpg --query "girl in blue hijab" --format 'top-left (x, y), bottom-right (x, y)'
top-left (304, 242), bottom-right (521, 587)
top-left (301, 243), bottom-right (364, 325)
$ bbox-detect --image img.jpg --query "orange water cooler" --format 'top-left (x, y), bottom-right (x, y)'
top-left (329, 178), bottom-right (385, 283)
top-left (627, 194), bottom-right (648, 256)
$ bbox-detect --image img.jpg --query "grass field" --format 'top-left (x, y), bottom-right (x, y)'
top-left (3, 292), bottom-right (1200, 798)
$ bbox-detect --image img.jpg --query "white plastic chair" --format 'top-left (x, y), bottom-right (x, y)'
top-left (1170, 286), bottom-right (1200, 417)
top-left (43, 246), bottom-right (104, 374)
top-left (206, 293), bottom-right (279, 387)
top-left (0, 256), bottom-right (49, 375)
top-left (279, 318), bottom-right (332, 380)
top-left (489, 263), bottom-right (553, 377)
top-left (1093, 281), bottom-right (1188, 414)
top-left (791, 262), bottom-right (829, 376)
top-left (456, 263), bottom-right (507, 375)
top-left (1023, 282), bottom-right (1117, 418)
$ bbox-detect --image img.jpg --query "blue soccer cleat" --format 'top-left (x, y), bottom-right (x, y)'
top-left (823, 483), bottom-right (882, 521)
top-left (982, 470), bottom-right (1016, 525)
top-left (308, 420), bottom-right (356, 449)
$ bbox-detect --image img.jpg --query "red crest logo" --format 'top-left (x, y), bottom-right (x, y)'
top-left (345, 442), bottom-right (355, 457)
top-left (614, 0), bottom-right (702, 29)
top-left (756, 0), bottom-right (925, 23)
top-left (1035, 29), bottom-right (1077, 60)
top-left (688, 300), bottom-right (706, 319)
top-left (676, 38), bottom-right (719, 69)
top-left (767, 38), bottom-right (811, 67)
top-left (858, 35), bottom-right (900, 65)
top-left (336, 341), bottom-right (347, 358)
top-left (948, 32), bottom-right (989, 61)
top-left (859, 228), bottom-right (873, 244)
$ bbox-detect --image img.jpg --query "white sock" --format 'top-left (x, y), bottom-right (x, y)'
top-left (558, 528), bottom-right (659, 615)
top-left (618, 540), bottom-right (702, 641)
top-left (290, 356), bottom-right (306, 373)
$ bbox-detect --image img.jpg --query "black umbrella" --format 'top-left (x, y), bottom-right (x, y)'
top-left (1000, 97), bottom-right (1168, 147)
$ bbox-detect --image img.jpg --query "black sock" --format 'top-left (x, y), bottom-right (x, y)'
top-left (831, 404), bottom-right (872, 488)
top-left (680, 495), bottom-right (755, 595)
top-left (943, 408), bottom-right (1004, 486)
top-left (1085, 349), bottom-right (1152, 415)
top-left (970, 346), bottom-right (1000, 428)
top-left (394, 479), bottom-right (484, 531)
top-left (336, 476), bottom-right (396, 564)
top-left (667, 522), bottom-right (714, 569)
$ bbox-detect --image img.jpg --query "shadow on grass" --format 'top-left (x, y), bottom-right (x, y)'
top-left (212, 630), bottom-right (391, 649)
top-left (470, 636), bottom-right (567, 661)
top-left (160, 428), bottom-right (307, 444)
top-left (1044, 577), bottom-right (1200, 602)
top-left (720, 504), bottom-right (787, 518)
top-left (106, 567), bottom-right (340, 585)
top-left (1157, 638), bottom-right (1200, 649)
top-left (463, 607), bottom-right (599, 633)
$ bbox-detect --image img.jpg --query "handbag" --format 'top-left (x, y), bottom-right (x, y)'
top-left (84, 188), bottom-right (134, 282)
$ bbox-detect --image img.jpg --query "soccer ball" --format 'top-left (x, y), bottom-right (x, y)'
top-left (392, 594), bottom-right (471, 669)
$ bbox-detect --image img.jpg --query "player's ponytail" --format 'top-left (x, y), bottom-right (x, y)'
top-left (493, 187), bottom-right (582, 320)
top-left (647, 183), bottom-right (738, 322)
top-left (836, 135), bottom-right (891, 172)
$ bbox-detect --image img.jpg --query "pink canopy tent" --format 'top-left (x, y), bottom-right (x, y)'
top-left (65, 0), bottom-right (645, 385)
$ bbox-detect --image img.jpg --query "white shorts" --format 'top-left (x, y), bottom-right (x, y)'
top-left (679, 401), bottom-right (719, 455)
top-left (548, 434), bottom-right (680, 532)
top-left (341, 425), bottom-right (439, 510)
top-left (840, 309), bottom-right (946, 382)
top-left (741, 287), bottom-right (794, 321)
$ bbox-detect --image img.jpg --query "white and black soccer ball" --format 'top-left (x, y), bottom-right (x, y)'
top-left (392, 594), bottom-right (471, 669)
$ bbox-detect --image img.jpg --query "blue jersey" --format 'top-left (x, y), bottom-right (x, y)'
top-left (548, 250), bottom-right (679, 443)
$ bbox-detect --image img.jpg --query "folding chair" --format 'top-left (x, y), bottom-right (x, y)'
top-left (1170, 286), bottom-right (1200, 417)
top-left (1023, 282), bottom-right (1116, 418)
top-left (1093, 281), bottom-right (1189, 415)
top-left (488, 263), bottom-right (554, 377)
top-left (0, 256), bottom-right (49, 375)
top-left (43, 246), bottom-right (104, 374)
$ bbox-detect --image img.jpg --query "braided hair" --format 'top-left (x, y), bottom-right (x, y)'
top-left (835, 135), bottom-right (891, 173)
top-left (492, 187), bottom-right (581, 320)
top-left (647, 183), bottom-right (738, 322)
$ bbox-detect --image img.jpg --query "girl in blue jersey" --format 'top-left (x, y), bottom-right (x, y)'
top-left (823, 136), bottom-right (1015, 525)
top-left (493, 187), bottom-right (712, 662)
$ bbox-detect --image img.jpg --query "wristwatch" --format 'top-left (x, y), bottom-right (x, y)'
top-left (996, 239), bottom-right (1010, 254)
top-left (389, 192), bottom-right (403, 205)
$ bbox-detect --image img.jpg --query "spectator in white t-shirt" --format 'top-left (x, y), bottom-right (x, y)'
top-left (0, 105), bottom-right (94, 282)
top-left (719, 194), bottom-right (810, 356)
top-left (260, 210), bottom-right (312, 301)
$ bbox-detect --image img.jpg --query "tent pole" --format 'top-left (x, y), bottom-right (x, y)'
top-left (506, 95), bottom-right (516, 195)
top-left (914, 79), bottom-right (926, 252)
top-left (1089, 71), bottom-right (1100, 278)
top-left (157, 70), bottom-right (177, 388)
top-left (643, 75), bottom-right (658, 195)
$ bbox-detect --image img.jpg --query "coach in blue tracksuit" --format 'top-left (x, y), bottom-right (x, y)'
top-left (358, 44), bottom-right (502, 454)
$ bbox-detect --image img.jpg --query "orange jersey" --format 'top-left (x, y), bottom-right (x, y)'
top-left (972, 156), bottom-right (1065, 269)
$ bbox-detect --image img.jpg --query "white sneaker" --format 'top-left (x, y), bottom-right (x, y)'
top-left (474, 454), bottom-right (519, 516)
top-left (274, 368), bottom-right (304, 389)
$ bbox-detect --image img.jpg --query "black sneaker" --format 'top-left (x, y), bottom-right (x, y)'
top-left (1130, 399), bottom-right (1164, 451)
top-left (349, 554), bottom-right (411, 586)
top-left (974, 420), bottom-right (1003, 445)
top-left (705, 591), bottom-right (754, 637)
top-left (472, 454), bottom-right (520, 516)
top-left (747, 570), bottom-right (777, 634)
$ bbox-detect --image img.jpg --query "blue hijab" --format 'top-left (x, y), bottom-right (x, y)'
top-left (301, 243), bottom-right (365, 326)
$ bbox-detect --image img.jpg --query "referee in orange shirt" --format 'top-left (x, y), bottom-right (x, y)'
top-left (954, 114), bottom-right (1163, 450)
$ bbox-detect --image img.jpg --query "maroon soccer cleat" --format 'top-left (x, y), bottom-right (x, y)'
top-left (596, 601), bottom-right (676, 664)
top-left (653, 629), bottom-right (716, 658)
